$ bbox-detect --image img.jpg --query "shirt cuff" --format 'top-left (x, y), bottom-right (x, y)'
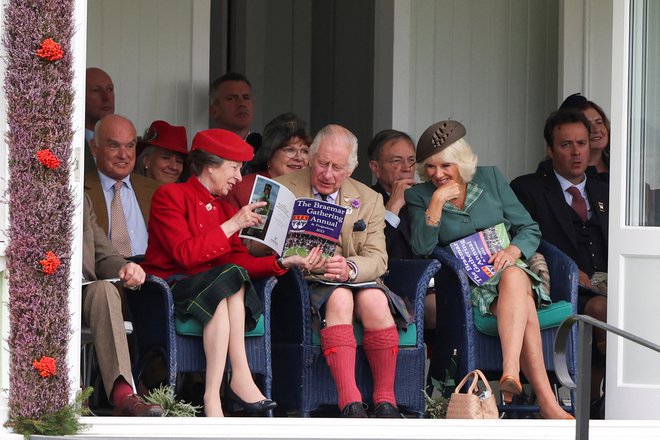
top-left (384, 210), bottom-right (401, 228)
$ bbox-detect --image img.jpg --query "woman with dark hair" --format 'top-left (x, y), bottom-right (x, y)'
top-left (559, 93), bottom-right (610, 182)
top-left (224, 112), bottom-right (312, 209)
top-left (405, 120), bottom-right (573, 420)
top-left (142, 129), bottom-right (322, 417)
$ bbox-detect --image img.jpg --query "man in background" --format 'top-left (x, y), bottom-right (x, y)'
top-left (209, 72), bottom-right (260, 151)
top-left (367, 129), bottom-right (435, 348)
top-left (84, 68), bottom-right (115, 174)
top-left (511, 109), bottom-right (608, 418)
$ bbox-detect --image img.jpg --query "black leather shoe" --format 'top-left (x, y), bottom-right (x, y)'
top-left (340, 401), bottom-right (368, 418)
top-left (370, 401), bottom-right (403, 418)
top-left (226, 386), bottom-right (277, 414)
top-left (113, 394), bottom-right (164, 417)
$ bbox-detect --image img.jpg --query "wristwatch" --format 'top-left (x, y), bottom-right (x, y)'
top-left (276, 257), bottom-right (287, 270)
top-left (347, 260), bottom-right (358, 282)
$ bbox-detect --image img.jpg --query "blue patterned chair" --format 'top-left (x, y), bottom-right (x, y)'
top-left (126, 274), bottom-right (277, 399)
top-left (271, 259), bottom-right (440, 417)
top-left (428, 239), bottom-right (578, 414)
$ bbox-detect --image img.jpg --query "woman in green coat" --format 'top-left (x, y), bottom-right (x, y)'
top-left (405, 120), bottom-right (572, 420)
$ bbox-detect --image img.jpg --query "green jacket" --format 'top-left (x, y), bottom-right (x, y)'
top-left (404, 166), bottom-right (540, 258)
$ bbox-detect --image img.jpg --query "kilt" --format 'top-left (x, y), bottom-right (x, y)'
top-left (169, 264), bottom-right (262, 331)
top-left (308, 278), bottom-right (413, 332)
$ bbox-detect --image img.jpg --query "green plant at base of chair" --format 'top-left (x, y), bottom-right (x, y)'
top-left (4, 386), bottom-right (93, 438)
top-left (423, 390), bottom-right (449, 419)
top-left (142, 384), bottom-right (201, 417)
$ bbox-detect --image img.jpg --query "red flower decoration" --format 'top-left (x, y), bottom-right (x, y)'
top-left (33, 356), bottom-right (57, 378)
top-left (36, 149), bottom-right (61, 169)
top-left (39, 251), bottom-right (61, 275)
top-left (36, 38), bottom-right (64, 61)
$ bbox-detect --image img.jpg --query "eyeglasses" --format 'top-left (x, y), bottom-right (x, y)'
top-left (280, 146), bottom-right (310, 158)
top-left (386, 157), bottom-right (416, 167)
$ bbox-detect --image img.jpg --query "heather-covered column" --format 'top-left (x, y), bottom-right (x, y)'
top-left (3, 0), bottom-right (76, 430)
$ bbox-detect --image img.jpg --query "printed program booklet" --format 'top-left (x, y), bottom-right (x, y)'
top-left (449, 223), bottom-right (516, 286)
top-left (239, 175), bottom-right (347, 257)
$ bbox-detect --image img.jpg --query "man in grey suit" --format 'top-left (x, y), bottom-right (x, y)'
top-left (85, 114), bottom-right (162, 257)
top-left (82, 193), bottom-right (163, 416)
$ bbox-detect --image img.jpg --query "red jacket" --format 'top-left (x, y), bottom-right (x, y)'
top-left (141, 175), bottom-right (286, 280)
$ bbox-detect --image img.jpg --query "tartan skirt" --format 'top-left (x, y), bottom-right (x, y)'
top-left (471, 263), bottom-right (551, 316)
top-left (169, 264), bottom-right (262, 331)
top-left (308, 279), bottom-right (413, 332)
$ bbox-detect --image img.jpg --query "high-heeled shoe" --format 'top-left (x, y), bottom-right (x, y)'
top-left (225, 386), bottom-right (277, 414)
top-left (499, 375), bottom-right (523, 404)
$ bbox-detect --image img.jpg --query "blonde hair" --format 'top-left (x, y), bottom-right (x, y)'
top-left (417, 137), bottom-right (478, 183)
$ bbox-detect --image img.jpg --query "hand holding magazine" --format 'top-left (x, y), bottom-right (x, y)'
top-left (239, 175), bottom-right (347, 258)
top-left (449, 223), bottom-right (523, 286)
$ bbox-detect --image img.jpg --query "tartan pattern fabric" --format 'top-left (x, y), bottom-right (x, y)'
top-left (442, 182), bottom-right (483, 213)
top-left (471, 264), bottom-right (551, 316)
top-left (110, 180), bottom-right (132, 256)
top-left (170, 264), bottom-right (262, 331)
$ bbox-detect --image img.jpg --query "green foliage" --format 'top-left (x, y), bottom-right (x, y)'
top-left (4, 387), bottom-right (92, 438)
top-left (142, 385), bottom-right (201, 417)
top-left (424, 389), bottom-right (449, 419)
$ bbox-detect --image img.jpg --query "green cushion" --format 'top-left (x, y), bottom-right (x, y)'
top-left (473, 300), bottom-right (573, 336)
top-left (175, 315), bottom-right (264, 337)
top-left (312, 323), bottom-right (417, 347)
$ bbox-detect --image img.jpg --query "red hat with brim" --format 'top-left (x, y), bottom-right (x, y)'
top-left (138, 120), bottom-right (188, 157)
top-left (191, 129), bottom-right (254, 162)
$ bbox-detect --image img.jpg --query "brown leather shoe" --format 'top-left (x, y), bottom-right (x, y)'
top-left (113, 394), bottom-right (164, 417)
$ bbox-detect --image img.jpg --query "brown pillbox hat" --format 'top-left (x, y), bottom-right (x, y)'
top-left (416, 120), bottom-right (466, 163)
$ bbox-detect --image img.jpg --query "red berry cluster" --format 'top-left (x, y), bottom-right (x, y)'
top-left (39, 251), bottom-right (61, 275)
top-left (33, 356), bottom-right (57, 378)
top-left (36, 38), bottom-right (64, 61)
top-left (36, 149), bottom-right (61, 169)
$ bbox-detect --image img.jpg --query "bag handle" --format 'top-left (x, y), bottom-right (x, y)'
top-left (453, 369), bottom-right (494, 395)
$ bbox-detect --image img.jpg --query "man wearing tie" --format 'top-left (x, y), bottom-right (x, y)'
top-left (276, 124), bottom-right (409, 418)
top-left (510, 109), bottom-right (608, 416)
top-left (85, 114), bottom-right (162, 257)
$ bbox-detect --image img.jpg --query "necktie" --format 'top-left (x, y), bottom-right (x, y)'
top-left (111, 180), bottom-right (133, 256)
top-left (567, 186), bottom-right (588, 222)
top-left (320, 194), bottom-right (328, 201)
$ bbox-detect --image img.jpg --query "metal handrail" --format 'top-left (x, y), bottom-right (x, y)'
top-left (554, 314), bottom-right (660, 440)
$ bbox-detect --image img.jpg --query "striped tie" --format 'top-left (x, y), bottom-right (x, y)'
top-left (111, 180), bottom-right (133, 256)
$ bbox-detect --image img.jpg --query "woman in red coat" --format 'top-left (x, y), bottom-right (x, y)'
top-left (142, 129), bottom-right (321, 417)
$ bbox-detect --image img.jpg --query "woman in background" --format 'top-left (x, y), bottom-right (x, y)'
top-left (136, 120), bottom-right (188, 183)
top-left (224, 112), bottom-right (311, 209)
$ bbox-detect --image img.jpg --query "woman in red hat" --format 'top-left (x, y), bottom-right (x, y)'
top-left (136, 120), bottom-right (188, 184)
top-left (142, 129), bottom-right (323, 417)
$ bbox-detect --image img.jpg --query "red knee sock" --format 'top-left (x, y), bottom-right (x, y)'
top-left (111, 377), bottom-right (133, 407)
top-left (320, 324), bottom-right (362, 409)
top-left (363, 325), bottom-right (399, 406)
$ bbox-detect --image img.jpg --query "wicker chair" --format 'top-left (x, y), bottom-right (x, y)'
top-left (428, 239), bottom-right (578, 414)
top-left (271, 259), bottom-right (440, 417)
top-left (126, 274), bottom-right (277, 399)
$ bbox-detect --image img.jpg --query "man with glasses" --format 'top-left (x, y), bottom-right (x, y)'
top-left (367, 130), bottom-right (436, 351)
top-left (367, 129), bottom-right (417, 258)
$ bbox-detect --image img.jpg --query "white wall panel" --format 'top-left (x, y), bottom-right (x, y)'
top-left (86, 0), bottom-right (209, 142)
top-left (408, 0), bottom-right (559, 181)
